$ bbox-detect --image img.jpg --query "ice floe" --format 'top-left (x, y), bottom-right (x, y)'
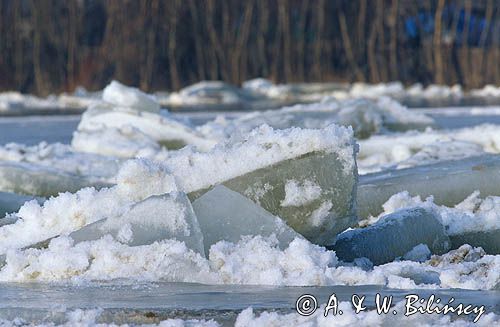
top-left (202, 97), bottom-right (434, 140)
top-left (329, 207), bottom-right (450, 265)
top-left (0, 158), bottom-right (177, 254)
top-left (167, 124), bottom-right (358, 244)
top-left (0, 80), bottom-right (499, 298)
top-left (357, 154), bottom-right (500, 218)
top-left (364, 191), bottom-right (500, 254)
top-left (357, 124), bottom-right (500, 173)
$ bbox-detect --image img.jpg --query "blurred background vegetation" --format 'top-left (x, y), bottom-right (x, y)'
top-left (1, 0), bottom-right (499, 95)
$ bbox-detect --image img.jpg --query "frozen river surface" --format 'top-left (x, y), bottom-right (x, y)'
top-left (1, 107), bottom-right (499, 326)
top-left (2, 107), bottom-right (500, 145)
top-left (1, 283), bottom-right (499, 325)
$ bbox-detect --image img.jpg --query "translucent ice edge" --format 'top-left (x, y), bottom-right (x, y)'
top-left (165, 123), bottom-right (357, 193)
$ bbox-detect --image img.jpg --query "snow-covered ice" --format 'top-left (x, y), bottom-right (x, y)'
top-left (102, 80), bottom-right (160, 113)
top-left (70, 192), bottom-right (205, 254)
top-left (357, 124), bottom-right (500, 173)
top-left (169, 124), bottom-right (358, 245)
top-left (366, 191), bottom-right (500, 254)
top-left (0, 158), bottom-right (177, 255)
top-left (357, 154), bottom-right (500, 218)
top-left (0, 141), bottom-right (120, 179)
top-left (1, 80), bottom-right (500, 325)
top-left (74, 103), bottom-right (216, 154)
top-left (204, 97), bottom-right (434, 140)
top-left (166, 81), bottom-right (261, 106)
top-left (329, 207), bottom-right (450, 265)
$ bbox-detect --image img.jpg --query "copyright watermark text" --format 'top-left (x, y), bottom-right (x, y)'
top-left (295, 293), bottom-right (486, 323)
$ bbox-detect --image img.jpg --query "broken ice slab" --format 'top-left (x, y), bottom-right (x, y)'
top-left (171, 124), bottom-right (357, 244)
top-left (222, 98), bottom-right (434, 140)
top-left (103, 80), bottom-right (160, 113)
top-left (70, 192), bottom-right (205, 255)
top-left (192, 185), bottom-right (301, 256)
top-left (76, 105), bottom-right (216, 151)
top-left (450, 229), bottom-right (500, 255)
top-left (357, 154), bottom-right (500, 219)
top-left (0, 161), bottom-right (110, 197)
top-left (189, 151), bottom-right (358, 245)
top-left (328, 207), bottom-right (450, 266)
top-left (0, 192), bottom-right (45, 218)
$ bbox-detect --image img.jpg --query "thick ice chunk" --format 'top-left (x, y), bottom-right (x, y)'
top-left (213, 97), bottom-right (434, 140)
top-left (0, 158), bottom-right (177, 255)
top-left (72, 126), bottom-right (161, 158)
top-left (357, 154), bottom-right (500, 218)
top-left (166, 81), bottom-right (259, 106)
top-left (372, 191), bottom-right (500, 255)
top-left (217, 151), bottom-right (356, 244)
top-left (70, 192), bottom-right (204, 254)
top-left (0, 192), bottom-right (44, 217)
top-left (75, 80), bottom-right (215, 153)
top-left (0, 161), bottom-right (109, 197)
top-left (169, 124), bottom-right (358, 245)
top-left (328, 207), bottom-right (450, 265)
top-left (102, 80), bottom-right (160, 113)
top-left (0, 142), bottom-right (121, 180)
top-left (450, 229), bottom-right (500, 255)
top-left (192, 185), bottom-right (300, 256)
top-left (74, 104), bottom-right (216, 152)
top-left (357, 124), bottom-right (500, 173)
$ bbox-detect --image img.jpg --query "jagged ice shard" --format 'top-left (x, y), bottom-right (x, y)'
top-left (328, 207), bottom-right (451, 265)
top-left (70, 192), bottom-right (205, 255)
top-left (167, 124), bottom-right (358, 245)
top-left (357, 154), bottom-right (500, 219)
top-left (192, 185), bottom-right (301, 256)
top-left (0, 158), bottom-right (178, 256)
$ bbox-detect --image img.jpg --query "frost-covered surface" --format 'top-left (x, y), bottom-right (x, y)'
top-left (0, 89), bottom-right (99, 115)
top-left (165, 124), bottom-right (356, 193)
top-left (0, 159), bottom-right (177, 254)
top-left (201, 97), bottom-right (434, 140)
top-left (166, 81), bottom-right (261, 106)
top-left (72, 126), bottom-right (162, 158)
top-left (280, 180), bottom-right (322, 207)
top-left (74, 104), bottom-right (216, 153)
top-left (1, 183), bottom-right (498, 291)
top-left (357, 124), bottom-right (500, 173)
top-left (3, 80), bottom-right (500, 116)
top-left (0, 233), bottom-right (499, 290)
top-left (242, 79), bottom-right (500, 104)
top-left (235, 301), bottom-right (499, 327)
top-left (0, 308), bottom-right (220, 327)
top-left (102, 80), bottom-right (160, 113)
top-left (368, 191), bottom-right (500, 235)
top-left (1, 81), bottom-right (500, 327)
top-left (0, 141), bottom-right (120, 179)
